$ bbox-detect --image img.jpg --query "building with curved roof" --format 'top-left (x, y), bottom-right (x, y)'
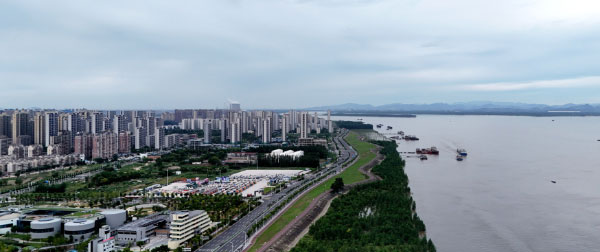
top-left (101, 209), bottom-right (126, 229)
top-left (64, 219), bottom-right (95, 242)
top-left (31, 217), bottom-right (62, 239)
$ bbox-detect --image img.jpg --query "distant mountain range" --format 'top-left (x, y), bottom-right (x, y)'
top-left (304, 102), bottom-right (600, 115)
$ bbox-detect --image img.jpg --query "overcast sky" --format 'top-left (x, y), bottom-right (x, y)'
top-left (1, 0), bottom-right (600, 109)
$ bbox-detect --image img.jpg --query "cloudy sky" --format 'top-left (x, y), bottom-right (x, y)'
top-left (1, 0), bottom-right (600, 109)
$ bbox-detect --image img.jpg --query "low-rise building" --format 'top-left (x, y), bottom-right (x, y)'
top-left (64, 219), bottom-right (96, 242)
top-left (297, 138), bottom-right (327, 147)
top-left (88, 225), bottom-right (115, 252)
top-left (30, 217), bottom-right (62, 239)
top-left (167, 210), bottom-right (212, 249)
top-left (27, 145), bottom-right (43, 158)
top-left (116, 214), bottom-right (168, 246)
top-left (224, 152), bottom-right (257, 165)
top-left (0, 212), bottom-right (20, 234)
top-left (0, 154), bottom-right (79, 175)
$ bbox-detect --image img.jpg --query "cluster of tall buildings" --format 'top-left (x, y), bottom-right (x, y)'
top-left (0, 104), bottom-right (334, 174)
top-left (0, 110), bottom-right (173, 163)
top-left (172, 104), bottom-right (333, 144)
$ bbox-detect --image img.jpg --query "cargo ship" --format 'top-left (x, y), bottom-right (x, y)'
top-left (457, 148), bottom-right (468, 156)
top-left (403, 135), bottom-right (419, 141)
top-left (416, 147), bottom-right (439, 155)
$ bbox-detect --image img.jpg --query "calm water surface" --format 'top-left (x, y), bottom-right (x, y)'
top-left (333, 115), bottom-right (600, 252)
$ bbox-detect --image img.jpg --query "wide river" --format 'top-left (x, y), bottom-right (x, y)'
top-left (333, 115), bottom-right (600, 252)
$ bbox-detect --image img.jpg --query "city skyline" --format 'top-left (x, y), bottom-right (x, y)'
top-left (2, 0), bottom-right (600, 109)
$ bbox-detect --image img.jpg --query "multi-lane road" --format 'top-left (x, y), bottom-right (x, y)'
top-left (197, 129), bottom-right (357, 252)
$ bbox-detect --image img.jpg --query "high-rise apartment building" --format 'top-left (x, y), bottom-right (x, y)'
top-left (0, 114), bottom-right (11, 138)
top-left (230, 120), bottom-right (240, 143)
top-left (220, 119), bottom-right (228, 143)
top-left (300, 112), bottom-right (308, 139)
top-left (262, 117), bottom-right (271, 143)
top-left (203, 120), bottom-right (212, 144)
top-left (118, 132), bottom-right (131, 153)
top-left (134, 127), bottom-right (147, 150)
top-left (67, 113), bottom-right (81, 134)
top-left (33, 113), bottom-right (45, 145)
top-left (92, 132), bottom-right (118, 160)
top-left (113, 115), bottom-right (128, 133)
top-left (11, 111), bottom-right (30, 145)
top-left (74, 134), bottom-right (93, 160)
top-left (230, 102), bottom-right (241, 111)
top-left (44, 112), bottom-right (59, 147)
top-left (91, 112), bottom-right (104, 134)
top-left (328, 110), bottom-right (333, 133)
top-left (0, 137), bottom-right (11, 156)
top-left (154, 127), bottom-right (165, 150)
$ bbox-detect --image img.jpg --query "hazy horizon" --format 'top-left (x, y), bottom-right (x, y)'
top-left (1, 100), bottom-right (600, 111)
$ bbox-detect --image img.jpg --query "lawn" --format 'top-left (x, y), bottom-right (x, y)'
top-left (247, 131), bottom-right (376, 252)
top-left (67, 209), bottom-right (99, 217)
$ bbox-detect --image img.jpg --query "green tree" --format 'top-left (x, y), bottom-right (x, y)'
top-left (208, 156), bottom-right (221, 165)
top-left (330, 178), bottom-right (344, 193)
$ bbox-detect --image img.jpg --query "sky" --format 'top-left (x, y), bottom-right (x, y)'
top-left (1, 0), bottom-right (600, 109)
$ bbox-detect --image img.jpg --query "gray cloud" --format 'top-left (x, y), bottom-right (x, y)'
top-left (1, 0), bottom-right (600, 109)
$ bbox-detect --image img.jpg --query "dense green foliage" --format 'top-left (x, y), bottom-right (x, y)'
top-left (330, 178), bottom-right (344, 193)
top-left (35, 183), bottom-right (67, 193)
top-left (291, 140), bottom-right (435, 252)
top-left (89, 167), bottom-right (151, 187)
top-left (242, 133), bottom-right (260, 143)
top-left (334, 120), bottom-right (373, 130)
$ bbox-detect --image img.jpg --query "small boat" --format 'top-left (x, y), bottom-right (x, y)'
top-left (398, 131), bottom-right (404, 135)
top-left (551, 180), bottom-right (556, 184)
top-left (419, 155), bottom-right (428, 160)
top-left (416, 147), bottom-right (439, 155)
top-left (376, 124), bottom-right (383, 128)
top-left (390, 136), bottom-right (401, 140)
top-left (387, 126), bottom-right (393, 130)
top-left (403, 135), bottom-right (419, 141)
top-left (456, 155), bottom-right (464, 161)
top-left (457, 148), bottom-right (468, 156)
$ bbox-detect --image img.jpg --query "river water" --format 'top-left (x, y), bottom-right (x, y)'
top-left (332, 115), bottom-right (600, 252)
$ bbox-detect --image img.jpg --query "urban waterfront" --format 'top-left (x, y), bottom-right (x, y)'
top-left (334, 115), bottom-right (600, 252)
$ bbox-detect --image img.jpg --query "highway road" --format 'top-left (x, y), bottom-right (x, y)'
top-left (197, 129), bottom-right (357, 252)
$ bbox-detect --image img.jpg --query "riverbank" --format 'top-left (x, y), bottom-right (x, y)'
top-left (291, 139), bottom-right (436, 252)
top-left (256, 140), bottom-right (385, 252)
top-left (246, 131), bottom-right (377, 252)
